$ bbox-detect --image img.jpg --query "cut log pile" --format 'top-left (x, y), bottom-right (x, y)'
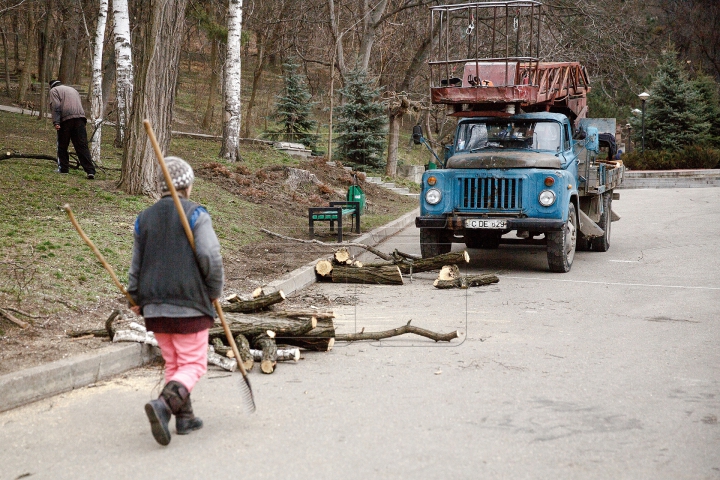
top-left (78, 245), bottom-right (497, 377)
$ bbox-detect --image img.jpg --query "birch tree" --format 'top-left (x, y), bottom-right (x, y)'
top-left (112, 0), bottom-right (133, 146)
top-left (220, 0), bottom-right (243, 162)
top-left (119, 0), bottom-right (188, 195)
top-left (89, 0), bottom-right (108, 164)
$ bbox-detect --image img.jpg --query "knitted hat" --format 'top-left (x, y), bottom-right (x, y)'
top-left (158, 156), bottom-right (195, 192)
top-left (49, 79), bottom-right (61, 89)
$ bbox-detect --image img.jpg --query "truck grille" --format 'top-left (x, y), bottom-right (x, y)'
top-left (459, 177), bottom-right (522, 210)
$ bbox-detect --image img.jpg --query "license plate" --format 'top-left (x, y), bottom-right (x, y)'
top-left (465, 219), bottom-right (507, 229)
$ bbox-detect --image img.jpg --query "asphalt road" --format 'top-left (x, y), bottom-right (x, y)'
top-left (1, 188), bottom-right (718, 480)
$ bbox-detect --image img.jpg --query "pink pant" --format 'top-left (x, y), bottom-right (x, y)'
top-left (154, 330), bottom-right (209, 391)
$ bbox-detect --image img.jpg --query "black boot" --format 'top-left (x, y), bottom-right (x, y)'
top-left (161, 381), bottom-right (203, 435)
top-left (175, 394), bottom-right (203, 435)
top-left (144, 397), bottom-right (172, 446)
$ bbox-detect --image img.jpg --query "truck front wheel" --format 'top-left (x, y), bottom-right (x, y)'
top-left (546, 203), bottom-right (577, 273)
top-left (420, 228), bottom-right (452, 258)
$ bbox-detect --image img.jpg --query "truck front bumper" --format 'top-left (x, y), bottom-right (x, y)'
top-left (416, 215), bottom-right (565, 231)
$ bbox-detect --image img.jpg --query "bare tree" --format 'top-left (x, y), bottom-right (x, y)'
top-left (221, 0), bottom-right (243, 162)
top-left (119, 0), bottom-right (188, 195)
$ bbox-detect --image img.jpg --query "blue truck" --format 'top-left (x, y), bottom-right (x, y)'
top-left (414, 1), bottom-right (624, 272)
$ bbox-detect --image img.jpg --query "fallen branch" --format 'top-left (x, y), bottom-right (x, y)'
top-left (0, 307), bottom-right (29, 328)
top-left (67, 309), bottom-right (121, 338)
top-left (3, 307), bottom-right (46, 319)
top-left (261, 228), bottom-right (393, 261)
top-left (336, 320), bottom-right (458, 343)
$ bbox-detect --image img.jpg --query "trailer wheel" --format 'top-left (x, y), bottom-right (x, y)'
top-left (591, 192), bottom-right (612, 252)
top-left (420, 228), bottom-right (452, 258)
top-left (546, 202), bottom-right (577, 273)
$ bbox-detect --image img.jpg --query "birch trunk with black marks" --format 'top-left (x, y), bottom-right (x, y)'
top-left (112, 0), bottom-right (133, 146)
top-left (90, 0), bottom-right (109, 164)
top-left (221, 0), bottom-right (243, 162)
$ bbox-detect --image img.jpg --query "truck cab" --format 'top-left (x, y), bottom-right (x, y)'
top-left (416, 113), bottom-right (582, 271)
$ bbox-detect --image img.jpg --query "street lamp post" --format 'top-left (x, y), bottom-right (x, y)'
top-left (626, 123), bottom-right (632, 153)
top-left (638, 91), bottom-right (650, 153)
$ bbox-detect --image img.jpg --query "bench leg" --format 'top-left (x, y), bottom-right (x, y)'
top-left (337, 215), bottom-right (343, 242)
top-left (309, 216), bottom-right (314, 238)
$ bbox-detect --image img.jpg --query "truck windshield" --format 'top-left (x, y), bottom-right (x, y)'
top-left (455, 120), bottom-right (562, 153)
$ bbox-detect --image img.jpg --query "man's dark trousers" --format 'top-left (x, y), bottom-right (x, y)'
top-left (57, 118), bottom-right (96, 175)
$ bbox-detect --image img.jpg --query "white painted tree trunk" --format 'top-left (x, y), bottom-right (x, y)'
top-left (113, 0), bottom-right (133, 145)
top-left (90, 0), bottom-right (109, 164)
top-left (221, 0), bottom-right (243, 162)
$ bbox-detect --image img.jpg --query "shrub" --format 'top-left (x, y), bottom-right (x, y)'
top-left (622, 146), bottom-right (720, 170)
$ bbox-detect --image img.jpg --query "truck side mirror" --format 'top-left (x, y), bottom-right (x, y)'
top-left (412, 125), bottom-right (424, 145)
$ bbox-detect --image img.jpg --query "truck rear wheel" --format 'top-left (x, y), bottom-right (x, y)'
top-left (420, 228), bottom-right (452, 258)
top-left (546, 202), bottom-right (577, 273)
top-left (590, 192), bottom-right (612, 252)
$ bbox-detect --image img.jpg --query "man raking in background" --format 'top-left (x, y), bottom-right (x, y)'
top-left (48, 79), bottom-right (96, 179)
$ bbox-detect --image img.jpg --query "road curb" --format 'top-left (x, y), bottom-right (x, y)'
top-left (0, 208), bottom-right (420, 413)
top-left (0, 343), bottom-right (158, 413)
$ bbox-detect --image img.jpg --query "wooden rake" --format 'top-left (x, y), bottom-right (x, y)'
top-left (143, 119), bottom-right (256, 414)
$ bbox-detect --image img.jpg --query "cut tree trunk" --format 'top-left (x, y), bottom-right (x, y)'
top-left (315, 259), bottom-right (333, 278)
top-left (275, 319), bottom-right (336, 352)
top-left (251, 347), bottom-right (300, 362)
top-left (259, 310), bottom-right (335, 321)
top-left (208, 347), bottom-right (237, 371)
top-left (333, 248), bottom-right (351, 264)
top-left (253, 334), bottom-right (277, 374)
top-left (433, 273), bottom-right (499, 289)
top-left (365, 251), bottom-right (470, 275)
top-left (317, 264), bottom-right (403, 285)
top-left (208, 316), bottom-right (316, 344)
top-left (211, 335), bottom-right (254, 371)
top-left (223, 290), bottom-right (286, 313)
top-left (336, 320), bottom-right (459, 342)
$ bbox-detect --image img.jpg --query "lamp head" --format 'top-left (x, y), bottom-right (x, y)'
top-left (638, 91), bottom-right (650, 101)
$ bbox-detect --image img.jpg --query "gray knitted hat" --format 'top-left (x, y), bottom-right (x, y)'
top-left (158, 156), bottom-right (194, 192)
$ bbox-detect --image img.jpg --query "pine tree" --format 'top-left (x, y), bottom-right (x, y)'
top-left (334, 68), bottom-right (387, 168)
top-left (692, 73), bottom-right (720, 148)
top-left (631, 48), bottom-right (712, 151)
top-left (271, 60), bottom-right (317, 149)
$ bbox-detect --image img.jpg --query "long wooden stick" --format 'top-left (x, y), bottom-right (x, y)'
top-left (143, 120), bottom-right (255, 411)
top-left (62, 204), bottom-right (136, 307)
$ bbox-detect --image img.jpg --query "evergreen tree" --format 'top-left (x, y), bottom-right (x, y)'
top-left (631, 48), bottom-right (712, 151)
top-left (334, 68), bottom-right (387, 168)
top-left (271, 60), bottom-right (317, 149)
top-left (692, 73), bottom-right (720, 148)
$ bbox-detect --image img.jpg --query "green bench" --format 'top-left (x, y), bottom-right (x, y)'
top-left (308, 185), bottom-right (366, 242)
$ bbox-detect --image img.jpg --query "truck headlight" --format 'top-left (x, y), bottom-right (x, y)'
top-left (538, 190), bottom-right (556, 207)
top-left (425, 188), bottom-right (442, 205)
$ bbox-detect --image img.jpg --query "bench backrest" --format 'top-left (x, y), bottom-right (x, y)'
top-left (347, 185), bottom-right (366, 211)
